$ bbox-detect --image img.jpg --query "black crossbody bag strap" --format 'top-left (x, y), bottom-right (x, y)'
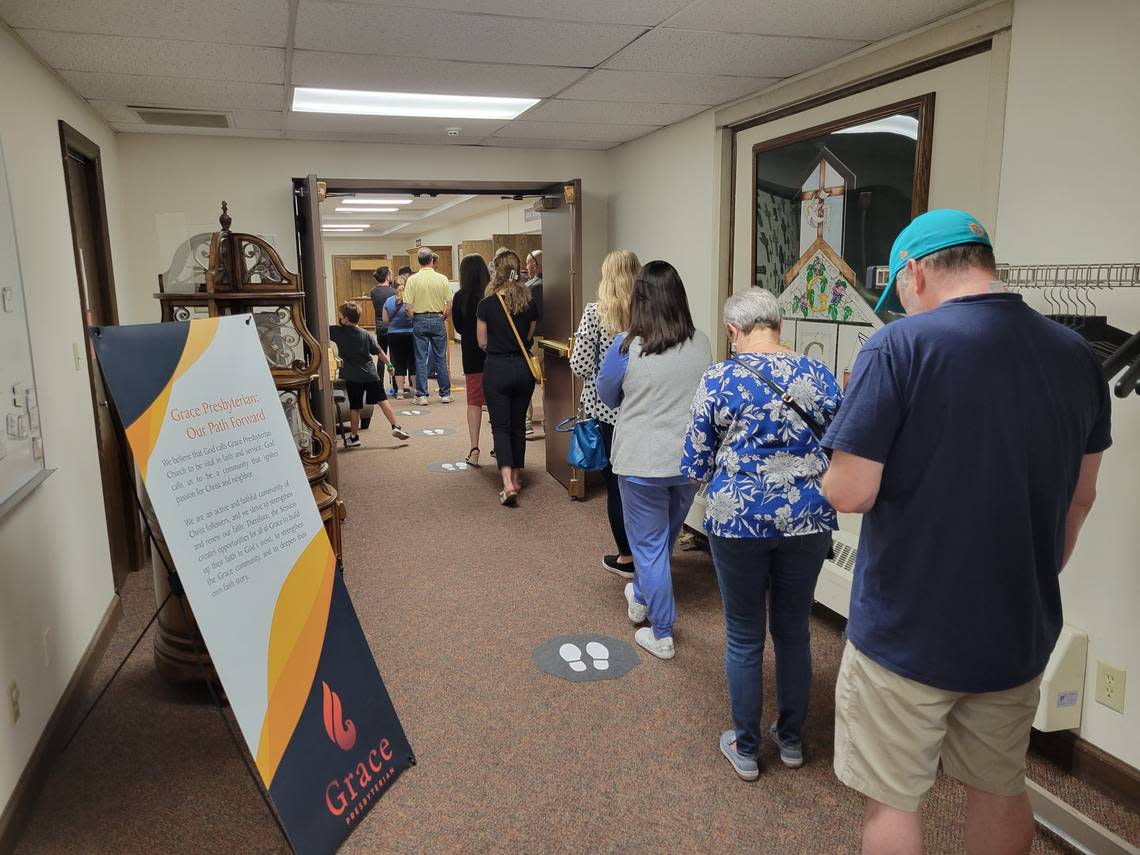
top-left (730, 355), bottom-right (825, 442)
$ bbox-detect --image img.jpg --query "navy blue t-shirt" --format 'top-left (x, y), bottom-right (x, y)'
top-left (823, 293), bottom-right (1111, 693)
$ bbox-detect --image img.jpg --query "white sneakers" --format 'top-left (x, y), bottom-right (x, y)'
top-left (391, 425), bottom-right (411, 441)
top-left (624, 583), bottom-right (675, 659)
top-left (624, 583), bottom-right (647, 624)
top-left (415, 395), bottom-right (429, 405)
top-left (635, 627), bottom-right (674, 660)
top-left (440, 394), bottom-right (453, 403)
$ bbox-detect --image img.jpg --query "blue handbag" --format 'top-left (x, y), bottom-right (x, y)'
top-left (555, 414), bottom-right (608, 471)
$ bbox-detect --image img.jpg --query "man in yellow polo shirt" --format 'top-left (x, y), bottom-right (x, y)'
top-left (404, 247), bottom-right (453, 405)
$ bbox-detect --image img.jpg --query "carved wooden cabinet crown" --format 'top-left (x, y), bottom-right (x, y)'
top-left (150, 202), bottom-right (345, 683)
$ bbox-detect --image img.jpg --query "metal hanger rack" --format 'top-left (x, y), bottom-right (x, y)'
top-left (997, 263), bottom-right (1140, 397)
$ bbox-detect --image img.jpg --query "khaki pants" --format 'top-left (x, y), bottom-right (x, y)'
top-left (834, 642), bottom-right (1042, 812)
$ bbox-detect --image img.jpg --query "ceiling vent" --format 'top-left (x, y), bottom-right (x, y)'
top-left (132, 108), bottom-right (230, 129)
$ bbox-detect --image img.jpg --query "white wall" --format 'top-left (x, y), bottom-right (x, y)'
top-left (996, 0), bottom-right (1140, 769)
top-left (0, 27), bottom-right (121, 813)
top-left (115, 136), bottom-right (609, 326)
top-left (606, 111), bottom-right (721, 337)
top-left (418, 199), bottom-right (538, 277)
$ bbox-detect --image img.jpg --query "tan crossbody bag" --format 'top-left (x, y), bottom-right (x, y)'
top-left (496, 293), bottom-right (543, 385)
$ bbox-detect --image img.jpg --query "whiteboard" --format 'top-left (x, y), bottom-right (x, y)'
top-left (0, 138), bottom-right (48, 517)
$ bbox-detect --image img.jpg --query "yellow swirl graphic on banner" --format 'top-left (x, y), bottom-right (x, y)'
top-left (124, 318), bottom-right (219, 479)
top-left (255, 531), bottom-right (337, 786)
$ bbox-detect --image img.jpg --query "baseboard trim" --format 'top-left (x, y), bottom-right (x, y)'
top-left (1028, 781), bottom-right (1140, 855)
top-left (0, 594), bottom-right (123, 851)
top-left (1030, 729), bottom-right (1140, 815)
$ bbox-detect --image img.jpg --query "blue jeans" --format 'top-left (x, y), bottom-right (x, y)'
top-left (412, 314), bottom-right (450, 397)
top-left (708, 531), bottom-right (831, 758)
top-left (618, 478), bottom-right (699, 639)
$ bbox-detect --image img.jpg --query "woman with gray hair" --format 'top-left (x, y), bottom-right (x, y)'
top-left (681, 287), bottom-right (842, 781)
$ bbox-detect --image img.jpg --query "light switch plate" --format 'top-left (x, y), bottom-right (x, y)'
top-left (1, 285), bottom-right (13, 312)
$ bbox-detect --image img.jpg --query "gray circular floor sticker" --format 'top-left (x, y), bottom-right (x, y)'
top-left (427, 460), bottom-right (477, 473)
top-left (534, 635), bottom-right (639, 683)
top-left (416, 426), bottom-right (456, 437)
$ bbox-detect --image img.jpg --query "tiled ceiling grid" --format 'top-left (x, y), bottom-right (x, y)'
top-left (0, 0), bottom-right (978, 150)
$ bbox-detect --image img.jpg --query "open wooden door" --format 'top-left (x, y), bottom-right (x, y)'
top-left (293, 174), bottom-right (338, 486)
top-left (59, 121), bottom-right (144, 590)
top-left (536, 180), bottom-right (584, 497)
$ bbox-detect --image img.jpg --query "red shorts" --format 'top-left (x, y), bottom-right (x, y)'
top-left (465, 372), bottom-right (485, 406)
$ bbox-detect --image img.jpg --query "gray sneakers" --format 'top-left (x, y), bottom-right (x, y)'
top-left (623, 583), bottom-right (647, 624)
top-left (720, 730), bottom-right (759, 781)
top-left (769, 722), bottom-right (803, 768)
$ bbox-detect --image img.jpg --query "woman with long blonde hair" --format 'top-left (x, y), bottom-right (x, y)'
top-left (476, 248), bottom-right (539, 505)
top-left (570, 249), bottom-right (640, 576)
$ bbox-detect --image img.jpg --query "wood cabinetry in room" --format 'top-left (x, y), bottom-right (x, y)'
top-left (406, 244), bottom-right (453, 279)
top-left (492, 233), bottom-right (542, 264)
top-left (459, 239), bottom-right (494, 264)
top-left (332, 254), bottom-right (410, 327)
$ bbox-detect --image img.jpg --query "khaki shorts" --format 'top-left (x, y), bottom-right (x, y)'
top-left (834, 642), bottom-right (1042, 812)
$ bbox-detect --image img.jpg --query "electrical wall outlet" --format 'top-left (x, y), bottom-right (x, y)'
top-left (7, 681), bottom-right (19, 724)
top-left (1095, 660), bottom-right (1127, 714)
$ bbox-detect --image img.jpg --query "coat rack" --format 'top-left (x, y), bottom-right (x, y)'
top-left (997, 263), bottom-right (1140, 398)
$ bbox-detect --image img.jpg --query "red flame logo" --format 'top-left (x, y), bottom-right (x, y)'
top-left (322, 681), bottom-right (357, 751)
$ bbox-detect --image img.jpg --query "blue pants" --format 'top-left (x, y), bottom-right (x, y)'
top-left (618, 478), bottom-right (699, 639)
top-left (708, 531), bottom-right (831, 757)
top-left (412, 314), bottom-right (450, 397)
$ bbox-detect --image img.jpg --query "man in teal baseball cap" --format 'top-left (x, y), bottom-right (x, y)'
top-left (819, 207), bottom-right (1111, 851)
top-left (875, 208), bottom-right (993, 314)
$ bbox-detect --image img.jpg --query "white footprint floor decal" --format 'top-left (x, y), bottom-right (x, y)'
top-left (586, 641), bottom-right (610, 670)
top-left (559, 643), bottom-right (587, 672)
top-left (421, 428), bottom-right (446, 436)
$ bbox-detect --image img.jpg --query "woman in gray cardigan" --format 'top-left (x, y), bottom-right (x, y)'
top-left (597, 261), bottom-right (712, 660)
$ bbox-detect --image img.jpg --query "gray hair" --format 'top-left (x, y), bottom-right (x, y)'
top-left (723, 288), bottom-right (782, 333)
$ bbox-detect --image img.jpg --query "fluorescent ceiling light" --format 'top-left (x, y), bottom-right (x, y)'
top-left (341, 197), bottom-right (413, 205)
top-left (322, 223), bottom-right (369, 228)
top-left (835, 114), bottom-right (919, 140)
top-left (335, 207), bottom-right (398, 213)
top-left (293, 87), bottom-right (539, 120)
top-left (323, 229), bottom-right (366, 234)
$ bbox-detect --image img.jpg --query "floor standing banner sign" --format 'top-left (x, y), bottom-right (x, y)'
top-left (91, 315), bottom-right (413, 854)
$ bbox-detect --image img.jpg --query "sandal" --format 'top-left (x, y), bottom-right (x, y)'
top-left (499, 490), bottom-right (518, 506)
top-left (466, 447), bottom-right (480, 466)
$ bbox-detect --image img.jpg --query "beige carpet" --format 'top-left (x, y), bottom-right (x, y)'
top-left (13, 367), bottom-right (1138, 853)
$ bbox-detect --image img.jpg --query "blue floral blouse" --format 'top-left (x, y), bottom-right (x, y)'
top-left (681, 352), bottom-right (843, 539)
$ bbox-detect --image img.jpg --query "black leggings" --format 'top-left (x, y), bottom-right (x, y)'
top-left (599, 420), bottom-right (631, 556)
top-left (387, 333), bottom-right (415, 378)
top-left (484, 355), bottom-right (535, 469)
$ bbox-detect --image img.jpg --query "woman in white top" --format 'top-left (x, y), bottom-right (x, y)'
top-left (571, 250), bottom-right (640, 578)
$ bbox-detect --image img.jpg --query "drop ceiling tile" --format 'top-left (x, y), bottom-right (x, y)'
top-left (604, 28), bottom-right (866, 78)
top-left (291, 51), bottom-right (582, 97)
top-left (663, 0), bottom-right (979, 41)
top-left (559, 68), bottom-right (776, 106)
top-left (232, 110), bottom-right (285, 130)
top-left (480, 137), bottom-right (613, 150)
top-left (0, 0), bottom-right (289, 47)
top-left (60, 71), bottom-right (284, 110)
top-left (16, 30), bottom-right (285, 83)
top-left (88, 100), bottom-right (144, 124)
top-left (492, 120), bottom-right (657, 143)
top-left (110, 124), bottom-right (282, 138)
top-left (326, 0), bottom-right (691, 26)
top-left (286, 111), bottom-right (507, 138)
top-left (295, 2), bottom-right (645, 67)
top-left (520, 99), bottom-right (703, 126)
